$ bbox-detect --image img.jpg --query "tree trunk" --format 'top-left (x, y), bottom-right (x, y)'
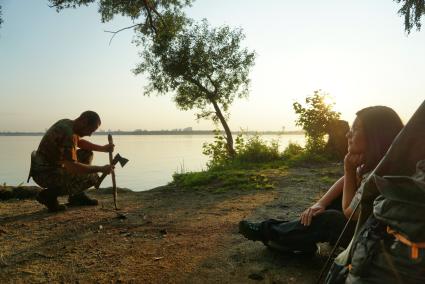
top-left (211, 99), bottom-right (236, 157)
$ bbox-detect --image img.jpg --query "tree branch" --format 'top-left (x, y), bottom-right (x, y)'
top-left (104, 23), bottom-right (143, 45)
top-left (143, 0), bottom-right (162, 18)
top-left (143, 0), bottom-right (158, 35)
top-left (206, 74), bottom-right (219, 95)
top-left (183, 75), bottom-right (213, 98)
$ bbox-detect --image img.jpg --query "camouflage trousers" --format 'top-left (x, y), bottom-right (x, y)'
top-left (32, 149), bottom-right (99, 196)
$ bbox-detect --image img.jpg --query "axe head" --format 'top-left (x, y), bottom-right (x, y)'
top-left (113, 153), bottom-right (129, 167)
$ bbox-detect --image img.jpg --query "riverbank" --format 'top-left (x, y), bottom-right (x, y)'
top-left (0, 163), bottom-right (342, 283)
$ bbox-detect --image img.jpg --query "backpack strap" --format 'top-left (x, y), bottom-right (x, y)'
top-left (387, 226), bottom-right (425, 259)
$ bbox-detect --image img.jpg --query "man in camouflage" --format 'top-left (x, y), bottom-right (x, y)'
top-left (31, 111), bottom-right (114, 212)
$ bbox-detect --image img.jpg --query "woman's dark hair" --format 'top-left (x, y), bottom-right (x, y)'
top-left (79, 110), bottom-right (101, 126)
top-left (356, 106), bottom-right (403, 174)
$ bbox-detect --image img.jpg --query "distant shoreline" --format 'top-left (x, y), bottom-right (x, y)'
top-left (0, 130), bottom-right (304, 136)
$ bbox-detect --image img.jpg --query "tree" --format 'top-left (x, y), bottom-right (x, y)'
top-left (394, 0), bottom-right (425, 34)
top-left (0, 5), bottom-right (3, 29)
top-left (134, 20), bottom-right (255, 156)
top-left (293, 90), bottom-right (341, 153)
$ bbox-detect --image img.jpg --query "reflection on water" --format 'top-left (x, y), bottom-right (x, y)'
top-left (0, 134), bottom-right (305, 191)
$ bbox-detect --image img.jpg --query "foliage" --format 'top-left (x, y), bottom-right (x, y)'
top-left (0, 5), bottom-right (3, 29)
top-left (235, 134), bottom-right (280, 164)
top-left (394, 0), bottom-right (425, 34)
top-left (203, 131), bottom-right (281, 169)
top-left (135, 19), bottom-right (255, 106)
top-left (202, 130), bottom-right (230, 168)
top-left (49, 0), bottom-right (192, 33)
top-left (282, 142), bottom-right (304, 159)
top-left (282, 142), bottom-right (329, 167)
top-left (293, 90), bottom-right (340, 153)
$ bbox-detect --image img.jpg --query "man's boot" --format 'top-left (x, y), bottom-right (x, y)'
top-left (68, 192), bottom-right (98, 206)
top-left (36, 188), bottom-right (66, 212)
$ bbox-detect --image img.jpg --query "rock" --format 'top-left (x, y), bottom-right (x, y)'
top-left (325, 119), bottom-right (349, 160)
top-left (0, 186), bottom-right (42, 200)
top-left (116, 213), bottom-right (128, 219)
top-left (93, 187), bottom-right (134, 194)
top-left (248, 273), bottom-right (264, 281)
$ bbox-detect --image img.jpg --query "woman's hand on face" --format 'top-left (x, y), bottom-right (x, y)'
top-left (344, 152), bottom-right (364, 172)
top-left (300, 203), bottom-right (325, 226)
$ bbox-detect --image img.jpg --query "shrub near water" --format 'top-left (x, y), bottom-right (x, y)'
top-left (282, 142), bottom-right (329, 166)
top-left (201, 131), bottom-right (230, 169)
top-left (171, 132), bottom-right (281, 190)
top-left (202, 131), bottom-right (281, 169)
top-left (235, 135), bottom-right (280, 164)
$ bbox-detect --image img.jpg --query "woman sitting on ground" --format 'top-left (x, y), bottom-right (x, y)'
top-left (239, 106), bottom-right (404, 254)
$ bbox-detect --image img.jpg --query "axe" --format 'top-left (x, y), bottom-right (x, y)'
top-left (94, 153), bottom-right (129, 190)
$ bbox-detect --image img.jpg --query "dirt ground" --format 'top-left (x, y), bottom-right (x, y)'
top-left (0, 164), bottom-right (342, 283)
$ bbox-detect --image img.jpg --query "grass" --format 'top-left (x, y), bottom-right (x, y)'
top-left (170, 158), bottom-right (343, 194)
top-left (319, 176), bottom-right (336, 184)
top-left (170, 163), bottom-right (283, 192)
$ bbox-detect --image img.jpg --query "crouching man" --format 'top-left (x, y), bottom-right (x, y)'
top-left (31, 111), bottom-right (114, 212)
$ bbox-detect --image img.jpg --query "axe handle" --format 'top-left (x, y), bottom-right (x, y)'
top-left (108, 134), bottom-right (118, 210)
top-left (95, 157), bottom-right (119, 189)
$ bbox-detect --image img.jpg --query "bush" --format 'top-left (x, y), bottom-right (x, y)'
top-left (203, 131), bottom-right (282, 169)
top-left (282, 142), bottom-right (304, 159)
top-left (282, 142), bottom-right (329, 166)
top-left (202, 130), bottom-right (231, 168)
top-left (235, 135), bottom-right (280, 164)
top-left (202, 131), bottom-right (333, 173)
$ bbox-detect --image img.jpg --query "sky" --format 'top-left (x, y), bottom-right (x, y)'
top-left (0, 0), bottom-right (424, 132)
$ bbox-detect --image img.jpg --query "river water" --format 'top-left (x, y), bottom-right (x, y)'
top-left (0, 134), bottom-right (305, 191)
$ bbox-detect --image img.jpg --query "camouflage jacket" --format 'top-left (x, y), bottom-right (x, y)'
top-left (33, 119), bottom-right (79, 172)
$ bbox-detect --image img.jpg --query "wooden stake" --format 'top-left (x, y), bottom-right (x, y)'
top-left (108, 134), bottom-right (118, 210)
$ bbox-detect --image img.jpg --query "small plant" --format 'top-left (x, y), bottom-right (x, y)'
top-left (203, 131), bottom-right (282, 169)
top-left (282, 142), bottom-right (329, 166)
top-left (202, 130), bottom-right (232, 168)
top-left (282, 142), bottom-right (304, 159)
top-left (235, 134), bottom-right (280, 164)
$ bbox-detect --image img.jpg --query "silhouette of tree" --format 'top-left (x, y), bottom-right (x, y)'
top-left (0, 5), bottom-right (3, 29)
top-left (394, 0), bottom-right (425, 34)
top-left (49, 0), bottom-right (192, 39)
